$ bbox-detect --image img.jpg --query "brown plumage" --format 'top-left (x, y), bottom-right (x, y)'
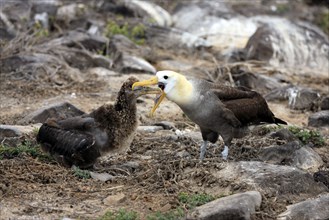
top-left (132, 70), bottom-right (287, 160)
top-left (37, 77), bottom-right (144, 168)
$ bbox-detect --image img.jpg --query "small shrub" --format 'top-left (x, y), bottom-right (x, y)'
top-left (178, 192), bottom-right (215, 209)
top-left (0, 142), bottom-right (51, 161)
top-left (72, 166), bottom-right (91, 179)
top-left (99, 209), bottom-right (139, 220)
top-left (33, 21), bottom-right (49, 37)
top-left (146, 208), bottom-right (185, 220)
top-left (105, 21), bottom-right (145, 45)
top-left (288, 126), bottom-right (325, 146)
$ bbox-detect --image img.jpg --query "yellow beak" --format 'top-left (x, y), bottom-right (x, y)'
top-left (132, 76), bottom-right (166, 116)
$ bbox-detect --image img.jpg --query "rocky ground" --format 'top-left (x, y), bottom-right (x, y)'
top-left (0, 0), bottom-right (329, 219)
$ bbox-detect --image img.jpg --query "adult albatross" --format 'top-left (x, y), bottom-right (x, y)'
top-left (132, 70), bottom-right (287, 160)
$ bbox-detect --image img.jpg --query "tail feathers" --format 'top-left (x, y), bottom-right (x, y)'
top-left (274, 117), bottom-right (287, 125)
top-left (37, 124), bottom-right (100, 167)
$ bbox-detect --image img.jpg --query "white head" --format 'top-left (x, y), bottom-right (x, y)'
top-left (132, 70), bottom-right (193, 115)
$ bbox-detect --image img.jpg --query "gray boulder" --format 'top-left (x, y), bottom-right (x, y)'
top-left (265, 86), bottom-right (321, 111)
top-left (259, 141), bottom-right (300, 164)
top-left (18, 102), bottom-right (85, 125)
top-left (48, 46), bottom-right (113, 70)
top-left (259, 141), bottom-right (323, 172)
top-left (269, 128), bottom-right (298, 142)
top-left (244, 19), bottom-right (329, 75)
top-left (230, 65), bottom-right (284, 93)
top-left (124, 0), bottom-right (172, 27)
top-left (109, 35), bottom-right (156, 74)
top-left (187, 191), bottom-right (262, 220)
top-left (292, 146), bottom-right (324, 172)
top-left (320, 96), bottom-right (329, 110)
top-left (314, 171), bottom-right (329, 189)
top-left (308, 110), bottom-right (329, 127)
top-left (287, 87), bottom-right (320, 110)
top-left (214, 161), bottom-right (327, 200)
top-left (277, 194), bottom-right (329, 220)
top-left (42, 30), bottom-right (109, 52)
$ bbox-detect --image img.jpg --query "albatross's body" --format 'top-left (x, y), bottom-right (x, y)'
top-left (37, 77), bottom-right (159, 168)
top-left (132, 70), bottom-right (287, 160)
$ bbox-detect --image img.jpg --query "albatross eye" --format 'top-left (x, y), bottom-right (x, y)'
top-left (164, 75), bottom-right (168, 79)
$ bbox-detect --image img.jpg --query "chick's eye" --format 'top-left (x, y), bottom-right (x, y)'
top-left (164, 75), bottom-right (168, 79)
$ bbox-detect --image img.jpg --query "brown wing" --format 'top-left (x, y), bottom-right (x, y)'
top-left (37, 117), bottom-right (101, 168)
top-left (210, 87), bottom-right (279, 126)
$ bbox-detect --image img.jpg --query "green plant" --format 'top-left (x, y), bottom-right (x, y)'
top-left (178, 192), bottom-right (215, 209)
top-left (316, 12), bottom-right (329, 35)
top-left (105, 21), bottom-right (145, 45)
top-left (72, 166), bottom-right (91, 179)
top-left (99, 209), bottom-right (139, 220)
top-left (131, 24), bottom-right (145, 45)
top-left (33, 21), bottom-right (49, 37)
top-left (0, 142), bottom-right (51, 161)
top-left (276, 3), bottom-right (289, 13)
top-left (146, 208), bottom-right (185, 220)
top-left (288, 126), bottom-right (325, 146)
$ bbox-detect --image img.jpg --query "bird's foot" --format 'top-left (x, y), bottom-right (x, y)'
top-left (199, 141), bottom-right (208, 161)
top-left (221, 145), bottom-right (229, 160)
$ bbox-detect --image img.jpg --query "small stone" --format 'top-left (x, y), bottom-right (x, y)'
top-left (103, 193), bottom-right (126, 206)
top-left (159, 203), bottom-right (172, 212)
top-left (269, 128), bottom-right (298, 142)
top-left (137, 126), bottom-right (163, 133)
top-left (175, 150), bottom-right (191, 159)
top-left (90, 172), bottom-right (114, 182)
top-left (56, 3), bottom-right (86, 22)
top-left (187, 191), bottom-right (262, 220)
top-left (308, 110), bottom-right (329, 127)
top-left (153, 121), bottom-right (176, 130)
top-left (313, 171), bottom-right (329, 189)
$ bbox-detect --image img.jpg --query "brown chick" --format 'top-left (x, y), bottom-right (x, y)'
top-left (36, 77), bottom-right (159, 168)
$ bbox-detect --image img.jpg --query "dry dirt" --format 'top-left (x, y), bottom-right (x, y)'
top-left (1, 66), bottom-right (329, 220)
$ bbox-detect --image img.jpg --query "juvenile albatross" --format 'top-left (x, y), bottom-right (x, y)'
top-left (132, 70), bottom-right (287, 160)
top-left (37, 77), bottom-right (160, 168)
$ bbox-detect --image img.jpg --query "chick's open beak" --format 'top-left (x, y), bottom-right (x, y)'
top-left (132, 76), bottom-right (166, 116)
